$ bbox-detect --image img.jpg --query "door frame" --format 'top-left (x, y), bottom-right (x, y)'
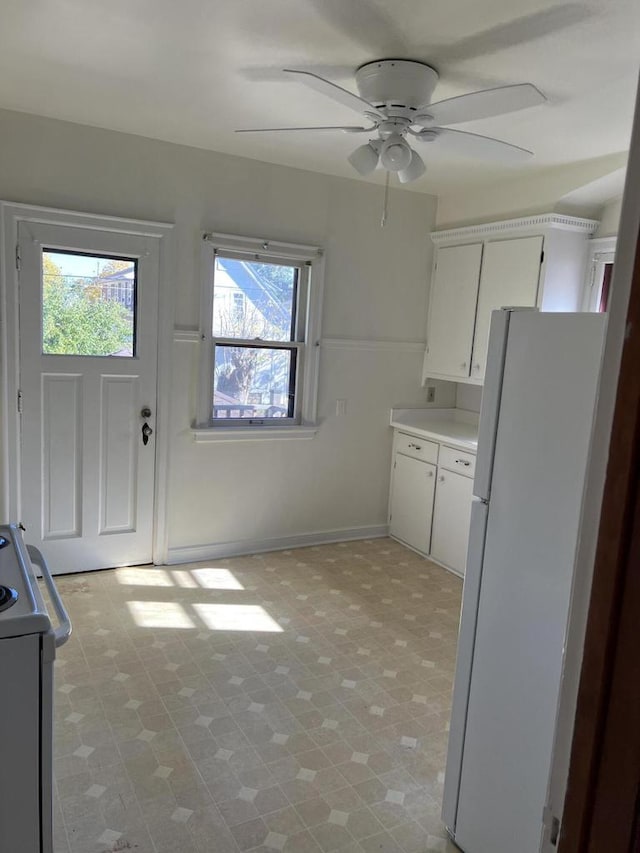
top-left (557, 160), bottom-right (640, 849)
top-left (0, 202), bottom-right (175, 564)
top-left (543, 80), bottom-right (640, 851)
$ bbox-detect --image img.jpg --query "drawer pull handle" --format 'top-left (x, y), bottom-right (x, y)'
top-left (408, 443), bottom-right (422, 450)
top-left (455, 459), bottom-right (471, 467)
top-left (427, 470), bottom-right (433, 477)
top-left (439, 475), bottom-right (445, 482)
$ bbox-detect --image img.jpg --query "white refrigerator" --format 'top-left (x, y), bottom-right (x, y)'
top-left (442, 308), bottom-right (606, 853)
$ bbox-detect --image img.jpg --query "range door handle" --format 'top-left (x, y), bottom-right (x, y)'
top-left (26, 545), bottom-right (72, 648)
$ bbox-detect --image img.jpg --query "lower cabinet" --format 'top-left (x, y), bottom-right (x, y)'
top-left (389, 452), bottom-right (436, 555)
top-left (388, 430), bottom-right (476, 575)
top-left (431, 469), bottom-right (474, 576)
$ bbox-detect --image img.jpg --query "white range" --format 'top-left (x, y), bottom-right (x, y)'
top-left (0, 523), bottom-right (71, 853)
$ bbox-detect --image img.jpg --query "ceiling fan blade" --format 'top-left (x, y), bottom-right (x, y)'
top-left (417, 84), bottom-right (546, 126)
top-left (427, 128), bottom-right (533, 163)
top-left (433, 3), bottom-right (592, 64)
top-left (235, 125), bottom-right (369, 134)
top-left (241, 64), bottom-right (355, 84)
top-left (283, 69), bottom-right (385, 118)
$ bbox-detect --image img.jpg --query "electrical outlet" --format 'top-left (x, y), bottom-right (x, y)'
top-left (336, 399), bottom-right (347, 416)
top-left (426, 386), bottom-right (436, 403)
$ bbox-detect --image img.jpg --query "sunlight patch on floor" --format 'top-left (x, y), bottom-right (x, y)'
top-left (192, 602), bottom-right (283, 632)
top-left (190, 567), bottom-right (244, 590)
top-left (170, 569), bottom-right (199, 588)
top-left (127, 600), bottom-right (195, 629)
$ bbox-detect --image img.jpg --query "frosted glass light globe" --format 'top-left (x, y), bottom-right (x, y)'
top-left (380, 134), bottom-right (412, 171)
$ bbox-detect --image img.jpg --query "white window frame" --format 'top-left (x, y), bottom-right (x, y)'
top-left (582, 236), bottom-right (617, 312)
top-left (195, 232), bottom-right (324, 441)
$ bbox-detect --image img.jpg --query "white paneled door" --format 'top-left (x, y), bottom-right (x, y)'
top-left (18, 221), bottom-right (159, 574)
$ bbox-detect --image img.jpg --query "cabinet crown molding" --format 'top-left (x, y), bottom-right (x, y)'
top-left (431, 213), bottom-right (599, 245)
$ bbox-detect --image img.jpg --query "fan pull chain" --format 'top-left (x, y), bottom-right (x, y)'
top-left (381, 170), bottom-right (390, 228)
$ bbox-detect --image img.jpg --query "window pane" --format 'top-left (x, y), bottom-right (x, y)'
top-left (212, 257), bottom-right (297, 342)
top-left (599, 263), bottom-right (614, 312)
top-left (42, 250), bottom-right (136, 356)
top-left (213, 345), bottom-right (295, 419)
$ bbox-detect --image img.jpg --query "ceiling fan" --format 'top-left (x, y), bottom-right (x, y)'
top-left (236, 60), bottom-right (546, 183)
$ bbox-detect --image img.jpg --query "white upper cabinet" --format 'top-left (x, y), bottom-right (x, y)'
top-left (471, 235), bottom-right (543, 380)
top-left (423, 214), bottom-right (598, 385)
top-left (424, 243), bottom-right (482, 379)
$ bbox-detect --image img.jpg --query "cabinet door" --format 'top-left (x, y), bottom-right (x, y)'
top-left (424, 243), bottom-right (483, 379)
top-left (431, 470), bottom-right (474, 575)
top-left (389, 453), bottom-right (436, 555)
top-left (471, 235), bottom-right (543, 381)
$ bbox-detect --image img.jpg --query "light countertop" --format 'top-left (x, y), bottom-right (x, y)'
top-left (390, 408), bottom-right (479, 452)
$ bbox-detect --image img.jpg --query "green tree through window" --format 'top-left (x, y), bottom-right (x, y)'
top-left (42, 254), bottom-right (133, 356)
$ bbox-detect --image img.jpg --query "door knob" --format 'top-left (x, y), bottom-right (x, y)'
top-left (142, 422), bottom-right (153, 445)
top-left (140, 406), bottom-right (152, 418)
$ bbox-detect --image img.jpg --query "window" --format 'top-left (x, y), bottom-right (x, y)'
top-left (232, 291), bottom-right (245, 321)
top-left (42, 249), bottom-right (136, 356)
top-left (583, 239), bottom-right (616, 313)
top-left (197, 233), bottom-right (324, 436)
top-left (598, 263), bottom-right (614, 312)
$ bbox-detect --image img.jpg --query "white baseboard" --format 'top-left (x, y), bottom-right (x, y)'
top-left (165, 525), bottom-right (389, 565)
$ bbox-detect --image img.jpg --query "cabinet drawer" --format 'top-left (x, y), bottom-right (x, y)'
top-left (439, 445), bottom-right (476, 478)
top-left (396, 432), bottom-right (439, 464)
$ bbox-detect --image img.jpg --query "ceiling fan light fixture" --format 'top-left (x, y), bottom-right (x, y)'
top-left (380, 133), bottom-right (412, 172)
top-left (347, 140), bottom-right (381, 175)
top-left (398, 149), bottom-right (426, 183)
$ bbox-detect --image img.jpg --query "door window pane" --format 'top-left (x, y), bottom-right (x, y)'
top-left (213, 345), bottom-right (295, 419)
top-left (42, 250), bottom-right (136, 356)
top-left (212, 258), bottom-right (297, 342)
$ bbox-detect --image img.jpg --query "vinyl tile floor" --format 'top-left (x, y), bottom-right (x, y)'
top-left (51, 538), bottom-right (463, 853)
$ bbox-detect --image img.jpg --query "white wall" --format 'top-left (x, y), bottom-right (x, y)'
top-left (595, 197), bottom-right (623, 237)
top-left (0, 108), bottom-right (439, 559)
top-left (455, 384), bottom-right (483, 413)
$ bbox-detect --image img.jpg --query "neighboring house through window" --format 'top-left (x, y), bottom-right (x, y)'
top-left (197, 232), bottom-right (324, 435)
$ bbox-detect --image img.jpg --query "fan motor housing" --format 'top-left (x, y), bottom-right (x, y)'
top-left (355, 59), bottom-right (439, 110)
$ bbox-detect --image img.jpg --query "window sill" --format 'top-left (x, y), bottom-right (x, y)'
top-left (192, 424), bottom-right (319, 443)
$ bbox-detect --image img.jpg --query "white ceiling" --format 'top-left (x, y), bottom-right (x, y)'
top-left (0, 0), bottom-right (638, 195)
